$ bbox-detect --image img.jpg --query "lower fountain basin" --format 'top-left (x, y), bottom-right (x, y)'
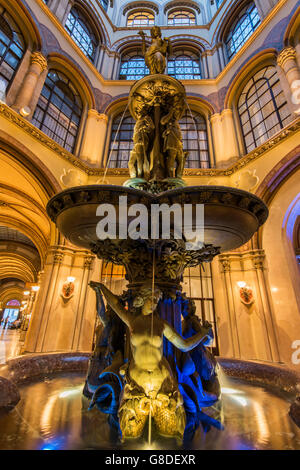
top-left (0, 365), bottom-right (299, 450)
top-left (46, 185), bottom-right (268, 253)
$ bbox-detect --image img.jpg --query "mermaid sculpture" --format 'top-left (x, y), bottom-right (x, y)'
top-left (96, 281), bottom-right (213, 440)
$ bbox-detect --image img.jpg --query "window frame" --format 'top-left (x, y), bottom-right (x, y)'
top-left (108, 111), bottom-right (135, 168)
top-left (32, 69), bottom-right (83, 153)
top-left (0, 6), bottom-right (25, 96)
top-left (119, 50), bottom-right (149, 80)
top-left (168, 49), bottom-right (202, 80)
top-left (238, 65), bottom-right (292, 153)
top-left (225, 2), bottom-right (261, 61)
top-left (65, 6), bottom-right (98, 62)
top-left (127, 10), bottom-right (155, 27)
top-left (167, 9), bottom-right (197, 26)
top-left (179, 110), bottom-right (210, 169)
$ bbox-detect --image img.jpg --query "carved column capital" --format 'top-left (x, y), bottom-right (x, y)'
top-left (30, 52), bottom-right (48, 73)
top-left (53, 251), bottom-right (64, 265)
top-left (84, 254), bottom-right (95, 269)
top-left (220, 258), bottom-right (231, 273)
top-left (277, 47), bottom-right (297, 70)
top-left (87, 109), bottom-right (108, 123)
top-left (251, 251), bottom-right (265, 270)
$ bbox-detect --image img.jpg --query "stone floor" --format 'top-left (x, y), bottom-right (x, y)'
top-left (0, 326), bottom-right (22, 364)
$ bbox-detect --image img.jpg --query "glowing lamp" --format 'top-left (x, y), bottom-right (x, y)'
top-left (19, 106), bottom-right (31, 117)
top-left (32, 285), bottom-right (40, 292)
top-left (237, 281), bottom-right (246, 288)
top-left (23, 291), bottom-right (30, 296)
top-left (67, 276), bottom-right (76, 283)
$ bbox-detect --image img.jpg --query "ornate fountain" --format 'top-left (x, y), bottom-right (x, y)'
top-left (47, 27), bottom-right (268, 444)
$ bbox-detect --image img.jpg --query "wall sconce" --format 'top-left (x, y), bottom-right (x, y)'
top-left (31, 285), bottom-right (40, 292)
top-left (61, 277), bottom-right (76, 302)
top-left (19, 106), bottom-right (31, 117)
top-left (23, 291), bottom-right (30, 296)
top-left (237, 281), bottom-right (254, 306)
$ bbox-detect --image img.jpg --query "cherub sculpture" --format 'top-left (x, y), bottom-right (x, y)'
top-left (96, 281), bottom-right (213, 440)
top-left (139, 26), bottom-right (172, 75)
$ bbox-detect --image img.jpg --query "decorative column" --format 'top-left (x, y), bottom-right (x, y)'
top-left (23, 245), bottom-right (100, 354)
top-left (80, 110), bottom-right (108, 166)
top-left (52, 0), bottom-right (74, 24)
top-left (220, 109), bottom-right (240, 162)
top-left (13, 52), bottom-right (47, 118)
top-left (210, 113), bottom-right (223, 167)
top-left (219, 257), bottom-right (241, 358)
top-left (216, 42), bottom-right (226, 71)
top-left (218, 249), bottom-right (281, 363)
top-left (277, 47), bottom-right (300, 115)
top-left (252, 252), bottom-right (281, 362)
top-left (211, 110), bottom-right (239, 167)
top-left (254, 0), bottom-right (272, 19)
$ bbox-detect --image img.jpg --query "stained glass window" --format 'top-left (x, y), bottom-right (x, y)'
top-left (127, 11), bottom-right (155, 27)
top-left (168, 50), bottom-right (201, 80)
top-left (65, 7), bottom-right (97, 61)
top-left (32, 70), bottom-right (83, 153)
top-left (238, 66), bottom-right (292, 153)
top-left (168, 10), bottom-right (196, 26)
top-left (119, 51), bottom-right (149, 80)
top-left (0, 6), bottom-right (24, 97)
top-left (225, 2), bottom-right (260, 60)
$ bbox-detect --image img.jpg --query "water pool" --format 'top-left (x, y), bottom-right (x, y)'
top-left (0, 372), bottom-right (299, 450)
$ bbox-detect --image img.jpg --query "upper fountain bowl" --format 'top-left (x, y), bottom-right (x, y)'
top-left (46, 185), bottom-right (268, 253)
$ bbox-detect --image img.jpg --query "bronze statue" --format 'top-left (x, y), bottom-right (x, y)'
top-left (161, 109), bottom-right (188, 178)
top-left (96, 281), bottom-right (212, 439)
top-left (128, 107), bottom-right (155, 180)
top-left (139, 27), bottom-right (172, 75)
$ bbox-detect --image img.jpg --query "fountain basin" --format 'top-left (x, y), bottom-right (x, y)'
top-left (46, 185), bottom-right (268, 253)
top-left (0, 355), bottom-right (299, 450)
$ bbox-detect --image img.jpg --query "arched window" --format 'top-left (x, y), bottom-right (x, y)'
top-left (168, 50), bottom-right (201, 80)
top-left (119, 51), bottom-right (149, 80)
top-left (127, 11), bottom-right (155, 27)
top-left (0, 6), bottom-right (24, 97)
top-left (65, 7), bottom-right (97, 61)
top-left (180, 111), bottom-right (210, 168)
top-left (225, 2), bottom-right (260, 60)
top-left (108, 112), bottom-right (135, 168)
top-left (108, 110), bottom-right (210, 169)
top-left (168, 10), bottom-right (196, 26)
top-left (32, 70), bottom-right (83, 153)
top-left (238, 66), bottom-right (292, 153)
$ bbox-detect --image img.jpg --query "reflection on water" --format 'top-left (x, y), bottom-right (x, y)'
top-left (0, 372), bottom-right (299, 450)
